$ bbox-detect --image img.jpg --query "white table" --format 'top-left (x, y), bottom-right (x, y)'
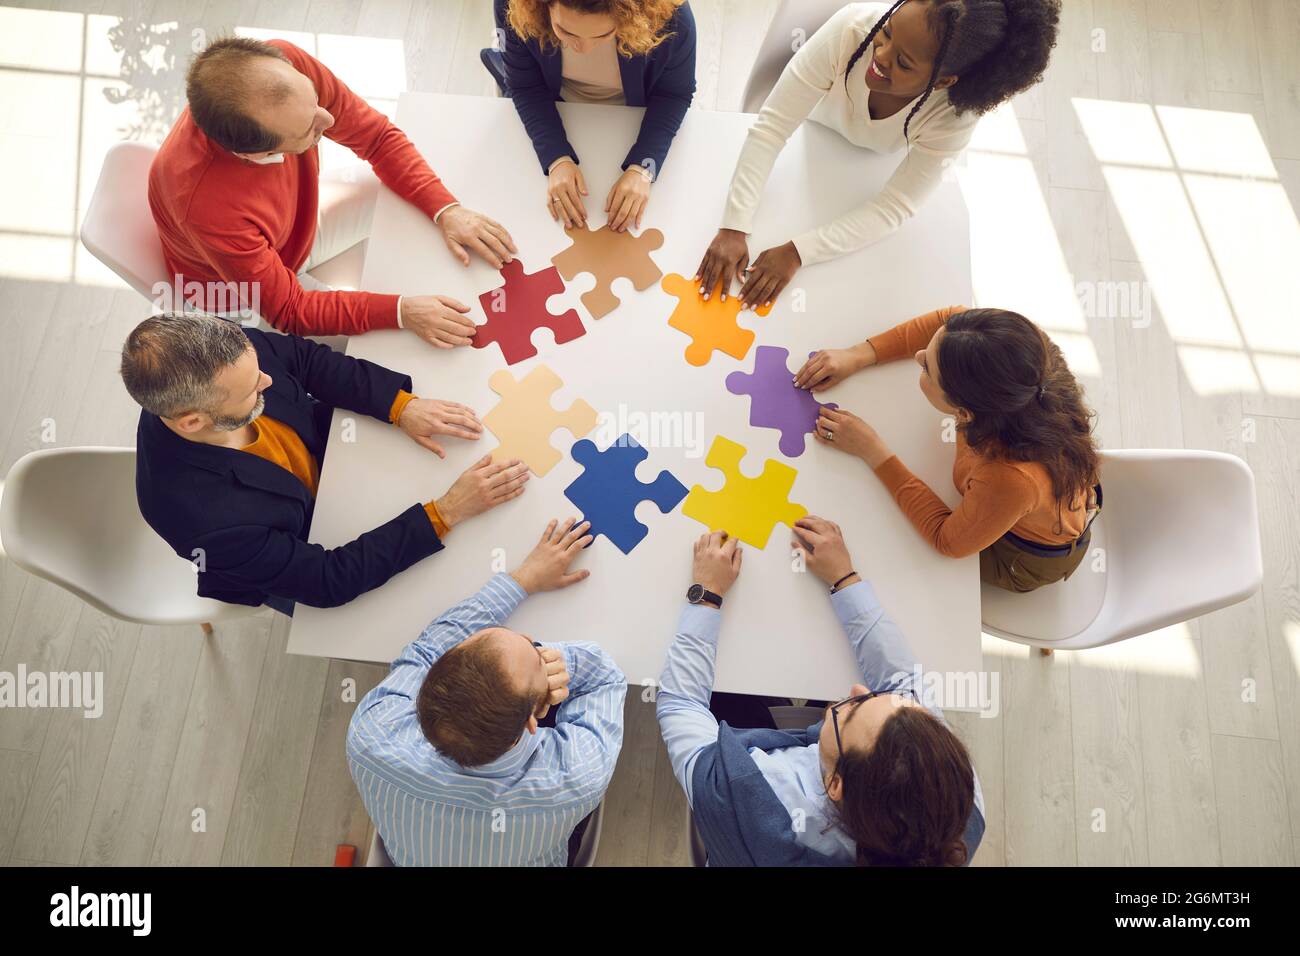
top-left (288, 92), bottom-right (980, 703)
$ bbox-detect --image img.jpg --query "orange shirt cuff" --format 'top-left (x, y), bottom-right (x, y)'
top-left (389, 390), bottom-right (416, 425)
top-left (423, 500), bottom-right (450, 538)
top-left (866, 330), bottom-right (900, 364)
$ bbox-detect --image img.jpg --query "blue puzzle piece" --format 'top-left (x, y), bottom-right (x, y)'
top-left (563, 433), bottom-right (688, 554)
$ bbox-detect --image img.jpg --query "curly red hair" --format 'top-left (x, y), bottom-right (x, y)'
top-left (507, 0), bottom-right (683, 57)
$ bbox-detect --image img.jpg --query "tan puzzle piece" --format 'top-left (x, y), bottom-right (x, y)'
top-left (662, 273), bottom-right (772, 367)
top-left (551, 225), bottom-right (664, 319)
top-left (484, 365), bottom-right (598, 477)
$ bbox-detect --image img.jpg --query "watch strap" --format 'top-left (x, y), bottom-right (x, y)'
top-left (688, 584), bottom-right (723, 608)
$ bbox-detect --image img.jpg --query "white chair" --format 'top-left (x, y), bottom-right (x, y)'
top-left (740, 0), bottom-right (850, 113)
top-left (981, 449), bottom-right (1263, 652)
top-left (0, 447), bottom-right (260, 632)
top-left (364, 800), bottom-right (605, 867)
top-left (365, 828), bottom-right (394, 867)
top-left (80, 142), bottom-right (170, 298)
top-left (570, 798), bottom-right (604, 867)
top-left (80, 142), bottom-right (362, 347)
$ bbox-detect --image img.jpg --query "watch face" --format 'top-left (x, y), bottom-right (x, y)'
top-left (687, 584), bottom-right (704, 603)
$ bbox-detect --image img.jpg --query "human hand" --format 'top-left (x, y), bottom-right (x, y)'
top-left (547, 159), bottom-right (588, 229)
top-left (694, 228), bottom-right (750, 302)
top-left (400, 295), bottom-right (478, 349)
top-left (737, 241), bottom-right (801, 310)
top-left (397, 398), bottom-right (482, 458)
top-left (605, 166), bottom-right (652, 232)
top-left (814, 407), bottom-right (892, 467)
top-left (794, 343), bottom-right (878, 392)
top-left (435, 454), bottom-right (529, 528)
top-left (437, 205), bottom-right (517, 268)
top-left (791, 515), bottom-right (857, 588)
top-left (536, 645), bottom-right (571, 715)
top-left (691, 530), bottom-right (743, 598)
top-left (511, 518), bottom-right (594, 594)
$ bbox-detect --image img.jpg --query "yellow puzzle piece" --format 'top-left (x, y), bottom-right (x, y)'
top-left (484, 365), bottom-right (598, 476)
top-left (683, 435), bottom-right (808, 549)
top-left (662, 273), bottom-right (772, 367)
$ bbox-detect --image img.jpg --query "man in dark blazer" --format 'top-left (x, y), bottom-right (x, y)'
top-left (121, 312), bottom-right (530, 613)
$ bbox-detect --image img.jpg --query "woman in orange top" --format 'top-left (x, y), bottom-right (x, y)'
top-left (796, 306), bottom-right (1101, 593)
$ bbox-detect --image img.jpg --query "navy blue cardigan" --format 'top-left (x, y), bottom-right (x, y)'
top-left (691, 721), bottom-right (986, 867)
top-left (134, 328), bottom-right (444, 610)
top-left (494, 0), bottom-right (697, 179)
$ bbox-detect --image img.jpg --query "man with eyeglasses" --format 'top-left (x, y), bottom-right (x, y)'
top-left (346, 518), bottom-right (626, 866)
top-left (656, 517), bottom-right (985, 866)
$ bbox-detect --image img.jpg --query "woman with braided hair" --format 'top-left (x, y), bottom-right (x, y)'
top-left (695, 1), bottom-right (1061, 309)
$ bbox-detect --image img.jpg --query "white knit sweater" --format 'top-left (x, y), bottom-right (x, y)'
top-left (721, 2), bottom-right (980, 265)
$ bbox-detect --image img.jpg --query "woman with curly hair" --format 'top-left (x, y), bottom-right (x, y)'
top-left (696, 0), bottom-right (1061, 308)
top-left (487, 0), bottom-right (696, 233)
top-left (800, 306), bottom-right (1101, 593)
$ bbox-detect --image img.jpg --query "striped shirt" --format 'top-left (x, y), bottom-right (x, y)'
top-left (346, 573), bottom-right (627, 866)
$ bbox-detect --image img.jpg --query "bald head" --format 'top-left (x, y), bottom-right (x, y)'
top-left (186, 37), bottom-right (333, 157)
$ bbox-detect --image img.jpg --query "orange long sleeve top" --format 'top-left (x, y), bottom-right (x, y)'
top-left (149, 39), bottom-right (459, 336)
top-left (865, 306), bottom-right (1091, 557)
top-left (238, 390), bottom-right (450, 537)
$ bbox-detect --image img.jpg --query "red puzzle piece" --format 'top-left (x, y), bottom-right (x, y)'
top-left (473, 260), bottom-right (586, 365)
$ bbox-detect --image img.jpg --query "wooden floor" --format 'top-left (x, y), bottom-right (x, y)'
top-left (1, 0), bottom-right (1298, 867)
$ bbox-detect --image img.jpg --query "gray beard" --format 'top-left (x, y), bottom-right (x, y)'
top-left (212, 393), bottom-right (265, 432)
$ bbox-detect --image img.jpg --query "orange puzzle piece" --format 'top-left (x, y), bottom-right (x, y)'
top-left (552, 225), bottom-right (664, 319)
top-left (661, 273), bottom-right (772, 367)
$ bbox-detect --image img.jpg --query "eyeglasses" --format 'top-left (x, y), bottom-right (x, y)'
top-left (828, 691), bottom-right (884, 760)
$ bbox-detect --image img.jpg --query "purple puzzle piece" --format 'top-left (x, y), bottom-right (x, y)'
top-left (725, 346), bottom-right (837, 458)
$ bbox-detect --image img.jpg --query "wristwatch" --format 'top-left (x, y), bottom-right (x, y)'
top-left (686, 583), bottom-right (723, 609)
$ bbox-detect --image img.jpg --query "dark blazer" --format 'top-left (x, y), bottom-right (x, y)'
top-left (135, 328), bottom-right (444, 609)
top-left (494, 0), bottom-right (697, 179)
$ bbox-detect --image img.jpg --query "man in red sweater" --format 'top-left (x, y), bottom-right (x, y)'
top-left (150, 36), bottom-right (517, 343)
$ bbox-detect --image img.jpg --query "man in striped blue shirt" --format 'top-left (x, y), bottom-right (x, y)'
top-left (346, 518), bottom-right (626, 866)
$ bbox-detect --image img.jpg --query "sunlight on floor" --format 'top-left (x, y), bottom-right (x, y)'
top-left (1071, 621), bottom-right (1202, 680)
top-left (981, 620), bottom-right (1203, 681)
top-left (1074, 96), bottom-right (1300, 399)
top-left (1285, 620), bottom-right (1300, 682)
top-left (959, 104), bottom-right (1104, 385)
top-left (0, 8), bottom-right (405, 286)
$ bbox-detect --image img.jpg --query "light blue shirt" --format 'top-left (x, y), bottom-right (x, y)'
top-left (346, 573), bottom-right (627, 866)
top-left (656, 579), bottom-right (984, 862)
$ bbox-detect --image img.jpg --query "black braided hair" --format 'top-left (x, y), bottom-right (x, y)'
top-left (844, 0), bottom-right (905, 96)
top-left (843, 0), bottom-right (1062, 143)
